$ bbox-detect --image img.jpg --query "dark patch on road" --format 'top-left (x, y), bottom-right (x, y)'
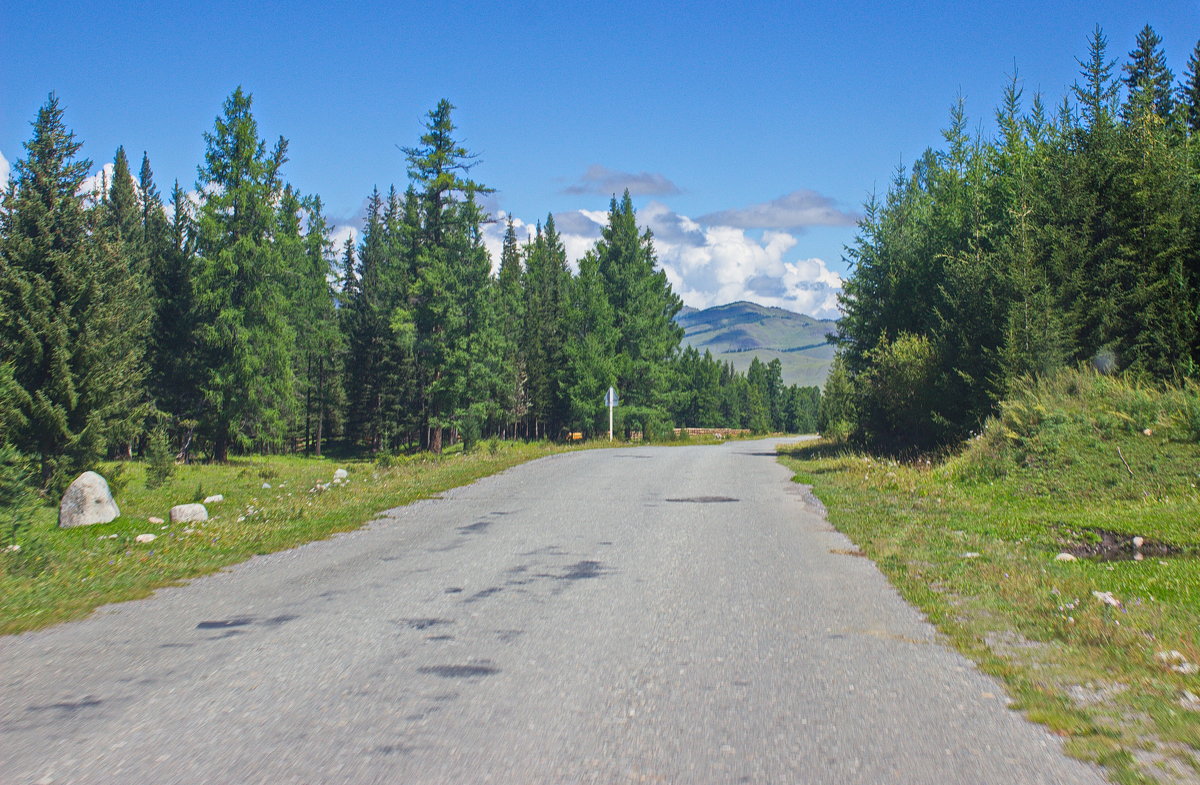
top-left (457, 520), bottom-right (492, 534)
top-left (196, 618), bottom-right (254, 629)
top-left (26, 696), bottom-right (103, 714)
top-left (427, 541), bottom-right (465, 553)
top-left (425, 635), bottom-right (454, 641)
top-left (372, 744), bottom-right (414, 756)
top-left (613, 455), bottom-right (652, 459)
top-left (401, 618), bottom-right (453, 630)
top-left (559, 560), bottom-right (607, 580)
top-left (737, 451), bottom-right (779, 457)
top-left (665, 496), bottom-right (739, 503)
top-left (495, 629), bottom-right (523, 642)
top-left (418, 664), bottom-right (500, 679)
top-left (160, 642), bottom-right (193, 649)
top-left (464, 587), bottom-right (503, 603)
top-left (598, 541), bottom-right (613, 545)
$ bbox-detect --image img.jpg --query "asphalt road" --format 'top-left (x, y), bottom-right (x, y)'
top-left (1, 439), bottom-right (1107, 784)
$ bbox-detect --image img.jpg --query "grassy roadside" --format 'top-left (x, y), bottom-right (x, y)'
top-left (778, 371), bottom-right (1200, 785)
top-left (0, 441), bottom-right (582, 636)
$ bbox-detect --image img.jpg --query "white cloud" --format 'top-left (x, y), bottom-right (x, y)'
top-left (698, 189), bottom-right (859, 230)
top-left (78, 162), bottom-right (115, 206)
top-left (563, 164), bottom-right (681, 197)
top-left (0, 150), bottom-right (10, 186)
top-left (329, 224), bottom-right (358, 257)
top-left (499, 201), bottom-right (843, 319)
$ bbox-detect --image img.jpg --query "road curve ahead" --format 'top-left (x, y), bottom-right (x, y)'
top-left (1, 439), bottom-right (1105, 785)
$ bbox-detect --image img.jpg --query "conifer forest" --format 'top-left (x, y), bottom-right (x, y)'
top-left (824, 26), bottom-right (1200, 452)
top-left (0, 93), bottom-right (817, 493)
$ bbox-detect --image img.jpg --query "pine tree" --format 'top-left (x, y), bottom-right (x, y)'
top-left (0, 95), bottom-right (148, 490)
top-left (562, 251), bottom-right (617, 434)
top-left (193, 87), bottom-right (295, 460)
top-left (1123, 24), bottom-right (1175, 121)
top-left (1183, 40), bottom-right (1200, 133)
top-left (523, 215), bottom-right (571, 437)
top-left (402, 100), bottom-right (495, 452)
top-left (592, 191), bottom-right (683, 412)
top-left (495, 216), bottom-right (526, 436)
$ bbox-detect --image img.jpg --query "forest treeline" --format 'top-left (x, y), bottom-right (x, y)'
top-left (822, 25), bottom-right (1200, 452)
top-left (0, 91), bottom-right (819, 492)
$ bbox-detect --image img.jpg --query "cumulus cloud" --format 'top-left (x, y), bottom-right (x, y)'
top-left (490, 201), bottom-right (843, 319)
top-left (698, 189), bottom-right (859, 230)
top-left (0, 150), bottom-right (10, 186)
top-left (563, 164), bottom-right (681, 197)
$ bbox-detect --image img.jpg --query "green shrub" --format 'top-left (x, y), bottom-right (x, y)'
top-left (144, 427), bottom-right (176, 489)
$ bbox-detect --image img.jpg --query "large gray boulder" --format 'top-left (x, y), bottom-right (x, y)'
top-left (58, 471), bottom-right (120, 528)
top-left (169, 503), bottom-right (208, 524)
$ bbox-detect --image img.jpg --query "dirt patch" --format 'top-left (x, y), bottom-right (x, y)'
top-left (1060, 528), bottom-right (1190, 562)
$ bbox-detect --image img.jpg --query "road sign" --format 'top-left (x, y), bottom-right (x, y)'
top-left (605, 386), bottom-right (618, 441)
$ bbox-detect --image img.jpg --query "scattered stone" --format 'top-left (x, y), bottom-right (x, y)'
top-left (5, 544), bottom-right (21, 552)
top-left (333, 468), bottom-right (348, 481)
top-left (135, 533), bottom-right (157, 544)
top-left (169, 503), bottom-right (208, 524)
top-left (1092, 590), bottom-right (1122, 608)
top-left (1157, 650), bottom-right (1188, 664)
top-left (203, 494), bottom-right (224, 504)
top-left (1054, 552), bottom-right (1077, 562)
top-left (1132, 536), bottom-right (1145, 548)
top-left (1177, 662), bottom-right (1200, 675)
top-left (1142, 428), bottom-right (1153, 436)
top-left (261, 482), bottom-right (271, 489)
top-left (58, 471), bottom-right (120, 528)
top-left (1181, 691), bottom-right (1200, 711)
top-left (961, 552), bottom-right (981, 559)
top-left (148, 516), bottom-right (164, 525)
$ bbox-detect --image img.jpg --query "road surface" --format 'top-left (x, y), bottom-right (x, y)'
top-left (0, 439), bottom-right (1106, 784)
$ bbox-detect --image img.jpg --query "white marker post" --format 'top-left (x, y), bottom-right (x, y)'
top-left (605, 386), bottom-right (618, 441)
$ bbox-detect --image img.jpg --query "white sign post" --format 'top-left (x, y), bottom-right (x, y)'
top-left (605, 386), bottom-right (618, 441)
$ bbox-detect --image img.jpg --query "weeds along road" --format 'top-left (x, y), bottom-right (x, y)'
top-left (0, 438), bottom-right (1106, 785)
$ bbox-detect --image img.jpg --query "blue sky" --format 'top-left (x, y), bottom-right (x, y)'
top-left (3, 1), bottom-right (1197, 317)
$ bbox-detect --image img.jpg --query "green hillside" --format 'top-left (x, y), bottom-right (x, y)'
top-left (676, 301), bottom-right (837, 387)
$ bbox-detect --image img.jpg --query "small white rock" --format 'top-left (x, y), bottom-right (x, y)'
top-left (148, 516), bottom-right (165, 525)
top-left (1092, 590), bottom-right (1122, 608)
top-left (961, 552), bottom-right (981, 559)
top-left (5, 544), bottom-right (21, 552)
top-left (1157, 650), bottom-right (1187, 663)
top-left (1132, 536), bottom-right (1144, 548)
top-left (203, 494), bottom-right (224, 504)
top-left (135, 533), bottom-right (157, 544)
top-left (1181, 691), bottom-right (1200, 711)
top-left (169, 503), bottom-right (208, 524)
top-left (1175, 663), bottom-right (1200, 675)
top-left (1054, 552), bottom-right (1077, 562)
top-left (261, 482), bottom-right (271, 489)
top-left (333, 468), bottom-right (348, 480)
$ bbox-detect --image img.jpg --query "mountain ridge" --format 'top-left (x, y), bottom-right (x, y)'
top-left (675, 301), bottom-right (836, 386)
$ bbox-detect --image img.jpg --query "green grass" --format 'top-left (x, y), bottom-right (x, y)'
top-left (0, 441), bottom-right (578, 635)
top-left (779, 370), bottom-right (1200, 785)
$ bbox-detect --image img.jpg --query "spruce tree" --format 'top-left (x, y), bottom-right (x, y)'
top-left (193, 87), bottom-right (295, 460)
top-left (402, 100), bottom-right (495, 452)
top-left (0, 95), bottom-right (148, 490)
top-left (1123, 24), bottom-right (1175, 121)
top-left (592, 191), bottom-right (683, 412)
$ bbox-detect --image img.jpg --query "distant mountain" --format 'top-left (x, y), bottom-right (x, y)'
top-left (675, 301), bottom-right (837, 387)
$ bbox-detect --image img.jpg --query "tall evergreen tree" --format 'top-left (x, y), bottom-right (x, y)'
top-left (402, 100), bottom-right (495, 452)
top-left (1183, 39), bottom-right (1200, 133)
top-left (592, 191), bottom-right (683, 412)
top-left (193, 87), bottom-right (294, 460)
top-left (1123, 24), bottom-right (1175, 121)
top-left (0, 95), bottom-right (148, 489)
top-left (523, 215), bottom-right (571, 437)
